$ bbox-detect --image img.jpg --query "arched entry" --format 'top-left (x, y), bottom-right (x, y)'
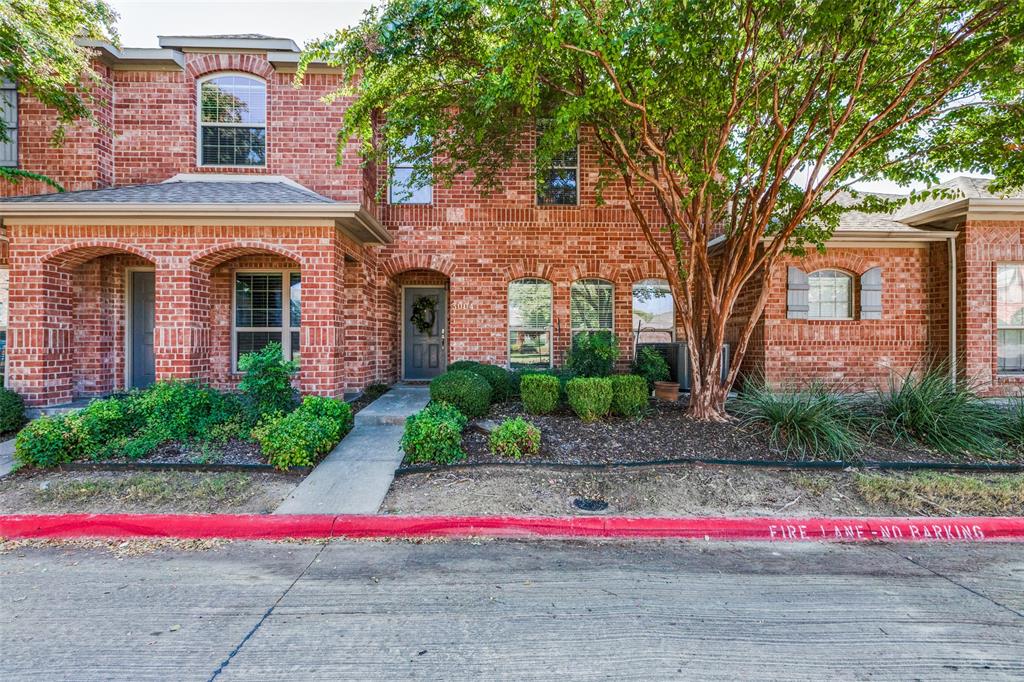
top-left (392, 268), bottom-right (450, 381)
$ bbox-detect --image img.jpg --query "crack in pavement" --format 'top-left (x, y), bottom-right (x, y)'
top-left (207, 541), bottom-right (330, 680)
top-left (885, 545), bottom-right (1024, 619)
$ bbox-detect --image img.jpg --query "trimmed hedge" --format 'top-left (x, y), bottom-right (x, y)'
top-left (489, 417), bottom-right (541, 459)
top-left (429, 370), bottom-right (492, 418)
top-left (252, 396), bottom-right (353, 470)
top-left (401, 401), bottom-right (468, 464)
top-left (610, 375), bottom-right (650, 418)
top-left (520, 374), bottom-right (560, 415)
top-left (448, 360), bottom-right (513, 402)
top-left (566, 377), bottom-right (613, 422)
top-left (0, 387), bottom-right (25, 434)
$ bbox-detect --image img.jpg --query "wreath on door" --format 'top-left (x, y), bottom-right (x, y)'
top-left (410, 295), bottom-right (438, 336)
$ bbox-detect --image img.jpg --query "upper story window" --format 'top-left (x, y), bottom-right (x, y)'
top-left (0, 80), bottom-right (17, 167)
top-left (808, 270), bottom-right (854, 320)
top-left (537, 125), bottom-right (578, 206)
top-left (632, 279), bottom-right (675, 342)
top-left (389, 133), bottom-right (433, 204)
top-left (571, 279), bottom-right (614, 340)
top-left (997, 264), bottom-right (1024, 373)
top-left (199, 74), bottom-right (266, 167)
top-left (509, 278), bottom-right (553, 369)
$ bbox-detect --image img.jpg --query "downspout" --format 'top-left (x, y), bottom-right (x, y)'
top-left (947, 233), bottom-right (957, 387)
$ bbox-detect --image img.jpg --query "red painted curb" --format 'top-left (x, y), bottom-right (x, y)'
top-left (2, 514), bottom-right (1024, 543)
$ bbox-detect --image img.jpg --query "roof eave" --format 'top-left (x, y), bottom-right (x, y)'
top-left (157, 36), bottom-right (299, 52)
top-left (77, 39), bottom-right (185, 69)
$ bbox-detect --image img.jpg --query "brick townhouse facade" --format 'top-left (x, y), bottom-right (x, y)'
top-left (0, 34), bottom-right (1022, 407)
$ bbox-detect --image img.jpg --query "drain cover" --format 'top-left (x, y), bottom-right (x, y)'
top-left (572, 498), bottom-right (609, 512)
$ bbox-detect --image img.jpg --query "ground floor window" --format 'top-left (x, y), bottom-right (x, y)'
top-left (509, 278), bottom-right (552, 368)
top-left (234, 271), bottom-right (300, 370)
top-left (570, 279), bottom-right (614, 342)
top-left (997, 264), bottom-right (1024, 373)
top-left (632, 279), bottom-right (674, 343)
top-left (808, 269), bottom-right (854, 320)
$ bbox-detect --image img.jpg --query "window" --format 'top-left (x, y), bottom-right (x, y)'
top-left (0, 268), bottom-right (7, 381)
top-left (0, 80), bottom-right (16, 167)
top-left (632, 279), bottom-right (675, 342)
top-left (508, 278), bottom-right (552, 368)
top-left (808, 270), bottom-right (853, 320)
top-left (389, 133), bottom-right (432, 204)
top-left (234, 271), bottom-right (300, 369)
top-left (199, 74), bottom-right (266, 167)
top-left (571, 279), bottom-right (614, 340)
top-left (537, 126), bottom-right (578, 205)
top-left (997, 264), bottom-right (1024, 373)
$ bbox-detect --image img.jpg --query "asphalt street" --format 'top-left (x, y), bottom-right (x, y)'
top-left (1, 538), bottom-right (1022, 680)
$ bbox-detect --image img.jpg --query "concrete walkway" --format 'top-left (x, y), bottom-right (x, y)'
top-left (0, 437), bottom-right (14, 478)
top-left (274, 384), bottom-right (429, 515)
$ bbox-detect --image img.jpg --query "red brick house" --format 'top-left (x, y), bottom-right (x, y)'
top-left (0, 35), bottom-right (1022, 407)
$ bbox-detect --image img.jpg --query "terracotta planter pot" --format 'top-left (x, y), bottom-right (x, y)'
top-left (654, 381), bottom-right (680, 402)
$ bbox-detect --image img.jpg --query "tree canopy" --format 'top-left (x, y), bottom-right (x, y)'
top-left (304, 0), bottom-right (1024, 418)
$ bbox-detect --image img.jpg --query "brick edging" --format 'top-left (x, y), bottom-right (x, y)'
top-left (2, 514), bottom-right (1023, 543)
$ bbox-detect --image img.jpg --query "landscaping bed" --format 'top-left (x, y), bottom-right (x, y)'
top-left (383, 464), bottom-right (1024, 517)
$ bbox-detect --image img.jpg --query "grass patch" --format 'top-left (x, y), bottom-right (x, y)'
top-left (34, 472), bottom-right (257, 509)
top-left (854, 472), bottom-right (1024, 516)
top-left (734, 383), bottom-right (865, 460)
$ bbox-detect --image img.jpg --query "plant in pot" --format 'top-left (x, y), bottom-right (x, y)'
top-left (633, 346), bottom-right (677, 400)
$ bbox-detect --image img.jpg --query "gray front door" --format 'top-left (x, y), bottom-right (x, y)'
top-left (130, 270), bottom-right (156, 389)
top-left (403, 287), bottom-right (447, 380)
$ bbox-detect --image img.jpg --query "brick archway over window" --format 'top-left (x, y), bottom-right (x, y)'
top-left (502, 259), bottom-right (558, 283)
top-left (379, 254), bottom-right (456, 279)
top-left (190, 243), bottom-right (305, 271)
top-left (185, 54), bottom-right (275, 81)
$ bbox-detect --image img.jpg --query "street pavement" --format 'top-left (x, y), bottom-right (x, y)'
top-left (1, 538), bottom-right (1022, 680)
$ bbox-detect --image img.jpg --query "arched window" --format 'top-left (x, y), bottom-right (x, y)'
top-left (199, 74), bottom-right (266, 167)
top-left (808, 270), bottom-right (854, 320)
top-left (570, 279), bottom-right (614, 340)
top-left (632, 279), bottom-right (674, 342)
top-left (508, 278), bottom-right (552, 368)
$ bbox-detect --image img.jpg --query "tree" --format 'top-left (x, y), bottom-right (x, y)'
top-left (0, 0), bottom-right (118, 190)
top-left (302, 0), bottom-right (1024, 420)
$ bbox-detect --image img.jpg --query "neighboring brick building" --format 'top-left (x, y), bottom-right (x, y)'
top-left (0, 35), bottom-right (1022, 406)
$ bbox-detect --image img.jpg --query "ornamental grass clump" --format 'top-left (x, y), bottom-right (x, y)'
top-left (401, 401), bottom-right (468, 464)
top-left (735, 383), bottom-right (865, 460)
top-left (489, 417), bottom-right (540, 459)
top-left (519, 373), bottom-right (560, 414)
top-left (878, 369), bottom-right (1004, 458)
top-left (566, 377), bottom-right (613, 422)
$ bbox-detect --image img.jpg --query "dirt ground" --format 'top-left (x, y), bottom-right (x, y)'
top-left (382, 464), bottom-right (1024, 517)
top-left (0, 470), bottom-right (299, 514)
top-left (455, 400), bottom-right (952, 465)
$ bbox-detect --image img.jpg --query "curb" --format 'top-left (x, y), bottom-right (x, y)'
top-left (2, 514), bottom-right (1024, 543)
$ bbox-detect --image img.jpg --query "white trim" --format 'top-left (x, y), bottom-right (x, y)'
top-left (400, 285), bottom-right (449, 381)
top-left (196, 72), bottom-right (268, 169)
top-left (124, 266), bottom-right (156, 390)
top-left (231, 269), bottom-right (301, 373)
top-left (806, 269), bottom-right (855, 321)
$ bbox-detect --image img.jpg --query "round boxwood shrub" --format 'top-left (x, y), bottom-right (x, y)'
top-left (488, 417), bottom-right (541, 459)
top-left (14, 416), bottom-right (77, 468)
top-left (429, 370), bottom-right (492, 418)
top-left (566, 377), bottom-right (614, 422)
top-left (0, 387), bottom-right (25, 434)
top-left (610, 374), bottom-right (650, 418)
top-left (401, 401), bottom-right (468, 464)
top-left (448, 360), bottom-right (484, 373)
top-left (447, 361), bottom-right (512, 403)
top-left (520, 374), bottom-right (560, 415)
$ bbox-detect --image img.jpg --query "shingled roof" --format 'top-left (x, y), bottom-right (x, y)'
top-left (0, 180), bottom-right (335, 205)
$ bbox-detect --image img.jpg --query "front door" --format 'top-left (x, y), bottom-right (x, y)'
top-left (129, 270), bottom-right (156, 389)
top-left (403, 287), bottom-right (447, 380)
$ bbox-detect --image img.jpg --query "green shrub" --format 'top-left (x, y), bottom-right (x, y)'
top-left (735, 383), bottom-right (865, 459)
top-left (567, 332), bottom-right (620, 377)
top-left (73, 397), bottom-right (139, 460)
top-left (448, 360), bottom-right (483, 373)
top-left (238, 342), bottom-right (298, 418)
top-left (14, 416), bottom-right (77, 468)
top-left (252, 409), bottom-right (338, 470)
top-left (878, 369), bottom-right (1004, 458)
top-left (610, 375), bottom-right (650, 418)
top-left (566, 377), bottom-right (614, 422)
top-left (489, 417), bottom-right (541, 459)
top-left (520, 374), bottom-right (560, 415)
top-left (0, 387), bottom-right (25, 433)
top-left (631, 347), bottom-right (670, 389)
top-left (448, 361), bottom-right (512, 402)
top-left (295, 395), bottom-right (354, 441)
top-left (429, 370), bottom-right (492, 418)
top-left (132, 381), bottom-right (243, 444)
top-left (401, 401), bottom-right (468, 464)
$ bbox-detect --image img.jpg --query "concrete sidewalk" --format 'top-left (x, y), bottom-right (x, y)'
top-left (0, 437), bottom-right (14, 478)
top-left (274, 385), bottom-right (428, 515)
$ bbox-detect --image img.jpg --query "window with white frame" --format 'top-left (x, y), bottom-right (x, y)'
top-left (537, 125), bottom-right (578, 206)
top-left (199, 74), bottom-right (266, 167)
top-left (632, 279), bottom-right (675, 342)
top-left (234, 271), bottom-right (300, 369)
top-left (0, 80), bottom-right (16, 167)
top-left (0, 268), bottom-right (8, 381)
top-left (808, 270), bottom-right (854, 320)
top-left (997, 264), bottom-right (1024, 373)
top-left (389, 132), bottom-right (432, 204)
top-left (571, 279), bottom-right (614, 340)
top-left (509, 278), bottom-right (552, 368)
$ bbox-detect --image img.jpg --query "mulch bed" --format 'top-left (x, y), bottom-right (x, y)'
top-left (452, 399), bottom-right (1007, 466)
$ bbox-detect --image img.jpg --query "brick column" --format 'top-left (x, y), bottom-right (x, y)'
top-left (154, 259), bottom-right (211, 382)
top-left (7, 260), bottom-right (75, 406)
top-left (299, 244), bottom-right (345, 397)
